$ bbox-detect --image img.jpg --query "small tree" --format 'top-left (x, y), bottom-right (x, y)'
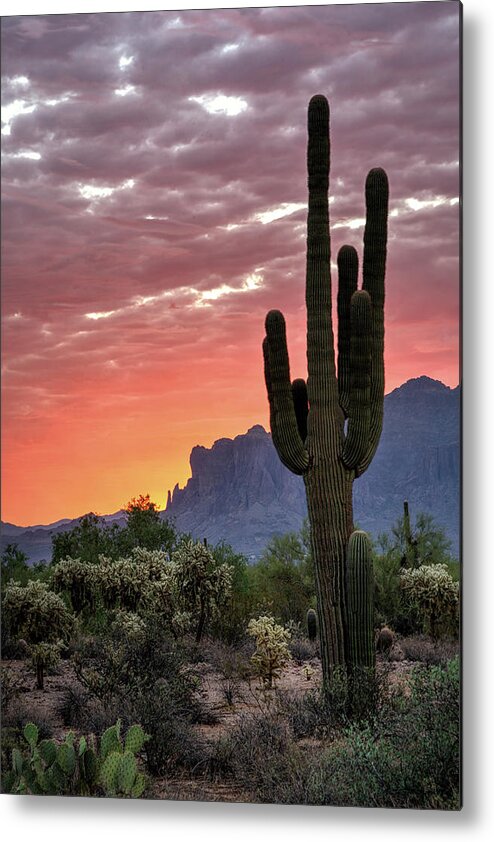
top-left (3, 581), bottom-right (73, 688)
top-left (247, 615), bottom-right (291, 689)
top-left (171, 539), bottom-right (233, 642)
top-left (208, 542), bottom-right (252, 643)
top-left (400, 563), bottom-right (459, 639)
top-left (1, 543), bottom-right (30, 589)
top-left (251, 530), bottom-right (315, 625)
top-left (51, 513), bottom-right (119, 566)
top-left (119, 494), bottom-right (176, 554)
top-left (390, 508), bottom-right (455, 569)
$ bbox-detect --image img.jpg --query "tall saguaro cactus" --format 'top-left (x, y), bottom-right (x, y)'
top-left (262, 95), bottom-right (388, 689)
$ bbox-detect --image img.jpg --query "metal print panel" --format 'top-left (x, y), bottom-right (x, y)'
top-left (1, 1), bottom-right (461, 809)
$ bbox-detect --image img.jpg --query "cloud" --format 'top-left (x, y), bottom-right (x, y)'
top-left (1, 2), bottom-right (461, 523)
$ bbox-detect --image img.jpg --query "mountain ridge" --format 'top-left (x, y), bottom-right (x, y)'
top-left (1, 377), bottom-right (460, 563)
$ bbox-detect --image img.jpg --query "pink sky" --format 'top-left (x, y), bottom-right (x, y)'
top-left (1, 2), bottom-right (461, 525)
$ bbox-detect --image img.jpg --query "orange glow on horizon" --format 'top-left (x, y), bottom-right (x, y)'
top-left (1, 346), bottom-right (459, 527)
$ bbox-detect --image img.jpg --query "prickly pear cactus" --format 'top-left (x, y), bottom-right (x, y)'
top-left (97, 720), bottom-right (150, 798)
top-left (2, 720), bottom-right (149, 798)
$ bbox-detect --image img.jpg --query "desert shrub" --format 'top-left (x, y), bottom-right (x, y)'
top-left (249, 532), bottom-right (314, 625)
top-left (128, 685), bottom-right (209, 776)
top-left (207, 542), bottom-right (252, 643)
top-left (276, 689), bottom-right (337, 739)
top-left (373, 549), bottom-right (420, 634)
top-left (198, 638), bottom-right (254, 680)
top-left (401, 564), bottom-right (459, 639)
top-left (1, 664), bottom-right (23, 713)
top-left (397, 634), bottom-right (459, 665)
top-left (72, 624), bottom-right (212, 776)
top-left (73, 624), bottom-right (192, 702)
top-left (302, 657), bottom-right (460, 809)
top-left (247, 615), bottom-right (291, 689)
top-left (1, 544), bottom-right (31, 590)
top-left (3, 700), bottom-right (56, 740)
top-left (288, 636), bottom-right (317, 664)
top-left (210, 712), bottom-right (307, 803)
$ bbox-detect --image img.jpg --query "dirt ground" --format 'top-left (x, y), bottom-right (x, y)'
top-left (1, 642), bottom-right (450, 802)
top-left (3, 655), bottom-right (324, 801)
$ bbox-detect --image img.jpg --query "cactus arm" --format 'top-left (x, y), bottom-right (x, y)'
top-left (291, 378), bottom-right (308, 443)
top-left (305, 95), bottom-right (339, 423)
top-left (358, 167), bottom-right (389, 473)
top-left (346, 530), bottom-right (375, 670)
top-left (341, 290), bottom-right (372, 471)
top-left (337, 245), bottom-right (359, 416)
top-left (263, 335), bottom-right (283, 461)
top-left (264, 310), bottom-right (309, 474)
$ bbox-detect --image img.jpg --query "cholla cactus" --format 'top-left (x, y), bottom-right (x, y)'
top-left (401, 563), bottom-right (459, 639)
top-left (111, 610), bottom-right (147, 643)
top-left (247, 615), bottom-right (292, 689)
top-left (3, 581), bottom-right (73, 689)
top-left (52, 544), bottom-right (233, 642)
top-left (171, 539), bottom-right (234, 642)
top-left (51, 556), bottom-right (99, 613)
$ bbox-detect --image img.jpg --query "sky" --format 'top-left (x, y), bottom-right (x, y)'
top-left (1, 0), bottom-right (461, 526)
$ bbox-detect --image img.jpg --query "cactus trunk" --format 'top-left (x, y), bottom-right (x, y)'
top-left (304, 462), bottom-right (354, 676)
top-left (262, 95), bottom-right (388, 695)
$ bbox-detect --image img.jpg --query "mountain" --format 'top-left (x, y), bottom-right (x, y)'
top-left (165, 376), bottom-right (460, 560)
top-left (165, 424), bottom-right (307, 560)
top-left (1, 377), bottom-right (460, 564)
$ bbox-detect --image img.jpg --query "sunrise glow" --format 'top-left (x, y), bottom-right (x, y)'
top-left (1, 3), bottom-right (460, 526)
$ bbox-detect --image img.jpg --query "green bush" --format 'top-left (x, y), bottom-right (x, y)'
top-left (72, 624), bottom-right (214, 777)
top-left (249, 531), bottom-right (314, 625)
top-left (304, 658), bottom-right (460, 809)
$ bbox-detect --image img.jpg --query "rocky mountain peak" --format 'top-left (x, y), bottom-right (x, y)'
top-left (165, 376), bottom-right (460, 559)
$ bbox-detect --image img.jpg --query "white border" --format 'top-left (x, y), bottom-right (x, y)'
top-left (2, 0), bottom-right (493, 839)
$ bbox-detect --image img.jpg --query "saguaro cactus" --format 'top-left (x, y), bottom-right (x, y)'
top-left (262, 95), bottom-right (388, 689)
top-left (307, 607), bottom-right (318, 642)
top-left (402, 500), bottom-right (419, 568)
top-left (346, 530), bottom-right (375, 672)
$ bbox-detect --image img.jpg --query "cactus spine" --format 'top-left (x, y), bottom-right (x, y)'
top-left (262, 95), bottom-right (388, 691)
top-left (307, 608), bottom-right (317, 642)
